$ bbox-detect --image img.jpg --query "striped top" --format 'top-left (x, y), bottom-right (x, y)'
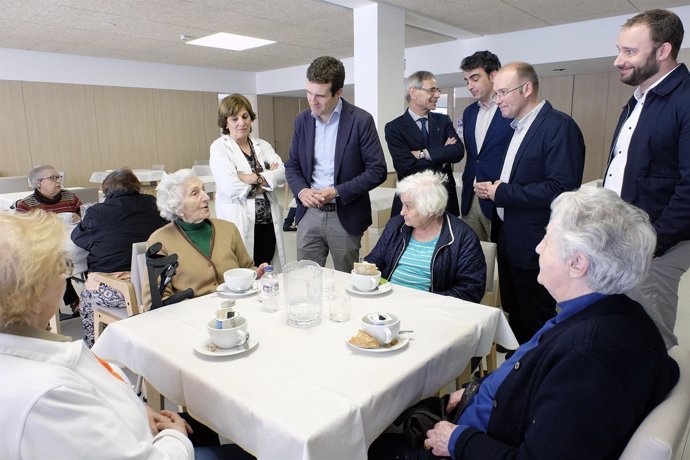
top-left (390, 235), bottom-right (439, 292)
top-left (15, 190), bottom-right (82, 214)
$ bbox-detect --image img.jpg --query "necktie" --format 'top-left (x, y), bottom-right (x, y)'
top-left (419, 118), bottom-right (430, 147)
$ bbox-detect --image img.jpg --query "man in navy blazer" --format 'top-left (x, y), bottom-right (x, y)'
top-left (605, 9), bottom-right (690, 349)
top-left (285, 56), bottom-right (387, 272)
top-left (476, 62), bottom-right (585, 344)
top-left (385, 71), bottom-right (463, 217)
top-left (460, 51), bottom-right (513, 241)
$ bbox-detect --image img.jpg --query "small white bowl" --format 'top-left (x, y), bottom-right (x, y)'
top-left (223, 268), bottom-right (255, 293)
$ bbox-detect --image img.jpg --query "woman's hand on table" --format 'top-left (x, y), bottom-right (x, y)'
top-left (256, 262), bottom-right (268, 279)
top-left (425, 421), bottom-right (455, 457)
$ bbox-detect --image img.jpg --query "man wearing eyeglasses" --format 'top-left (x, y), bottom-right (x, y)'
top-left (604, 9), bottom-right (690, 350)
top-left (16, 164), bottom-right (83, 314)
top-left (385, 70), bottom-right (463, 217)
top-left (474, 62), bottom-right (585, 345)
top-left (460, 51), bottom-right (514, 242)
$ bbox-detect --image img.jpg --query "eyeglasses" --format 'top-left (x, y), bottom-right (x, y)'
top-left (418, 87), bottom-right (441, 95)
top-left (491, 82), bottom-right (528, 101)
top-left (38, 175), bottom-right (64, 182)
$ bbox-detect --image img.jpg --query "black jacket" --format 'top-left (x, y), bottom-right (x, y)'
top-left (71, 191), bottom-right (167, 272)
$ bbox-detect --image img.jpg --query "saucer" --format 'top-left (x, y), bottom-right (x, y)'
top-left (194, 335), bottom-right (259, 357)
top-left (217, 282), bottom-right (258, 298)
top-left (345, 282), bottom-right (393, 296)
top-left (346, 336), bottom-right (409, 353)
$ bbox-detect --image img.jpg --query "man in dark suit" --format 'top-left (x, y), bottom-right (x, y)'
top-left (285, 56), bottom-right (387, 272)
top-left (605, 9), bottom-right (690, 349)
top-left (460, 51), bottom-right (514, 241)
top-left (475, 62), bottom-right (585, 344)
top-left (385, 71), bottom-right (463, 217)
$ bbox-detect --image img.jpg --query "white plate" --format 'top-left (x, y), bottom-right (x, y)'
top-left (216, 282), bottom-right (258, 298)
top-left (194, 335), bottom-right (259, 357)
top-left (345, 282), bottom-right (393, 296)
top-left (346, 336), bottom-right (409, 353)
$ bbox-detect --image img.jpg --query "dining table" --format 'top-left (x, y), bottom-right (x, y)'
top-left (92, 270), bottom-right (518, 460)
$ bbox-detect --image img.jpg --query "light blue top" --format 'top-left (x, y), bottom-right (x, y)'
top-left (390, 235), bottom-right (438, 291)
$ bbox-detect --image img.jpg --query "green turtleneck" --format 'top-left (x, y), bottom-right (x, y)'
top-left (175, 219), bottom-right (212, 257)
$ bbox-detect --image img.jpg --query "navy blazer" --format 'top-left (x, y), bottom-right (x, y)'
top-left (461, 102), bottom-right (513, 218)
top-left (494, 101), bottom-right (585, 269)
top-left (454, 294), bottom-right (679, 459)
top-left (285, 98), bottom-right (387, 236)
top-left (385, 110), bottom-right (463, 216)
top-left (606, 63), bottom-right (690, 256)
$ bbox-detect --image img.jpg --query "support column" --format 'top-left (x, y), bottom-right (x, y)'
top-left (353, 2), bottom-right (405, 171)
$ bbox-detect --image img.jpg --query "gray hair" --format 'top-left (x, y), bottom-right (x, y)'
top-left (396, 170), bottom-right (448, 218)
top-left (156, 169), bottom-right (196, 221)
top-left (28, 165), bottom-right (57, 189)
top-left (405, 70), bottom-right (436, 102)
top-left (549, 187), bottom-right (656, 294)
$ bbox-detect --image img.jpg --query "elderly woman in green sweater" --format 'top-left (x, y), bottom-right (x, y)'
top-left (142, 169), bottom-right (267, 308)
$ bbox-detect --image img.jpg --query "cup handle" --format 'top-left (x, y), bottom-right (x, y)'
top-left (370, 278), bottom-right (379, 290)
top-left (383, 328), bottom-right (392, 344)
top-left (237, 330), bottom-right (248, 345)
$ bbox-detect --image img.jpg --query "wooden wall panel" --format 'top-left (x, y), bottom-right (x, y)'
top-left (0, 80), bottom-right (32, 176)
top-left (201, 91), bottom-right (221, 160)
top-left (257, 95), bottom-right (275, 150)
top-left (273, 96), bottom-right (301, 160)
top-left (152, 89), bottom-right (209, 172)
top-left (22, 82), bottom-right (101, 187)
top-left (93, 86), bottom-right (158, 173)
top-left (572, 73), bottom-right (610, 183)
top-left (539, 75), bottom-right (573, 115)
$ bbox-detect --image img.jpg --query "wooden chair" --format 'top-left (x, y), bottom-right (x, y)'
top-left (92, 242), bottom-right (147, 341)
top-left (620, 346), bottom-right (690, 460)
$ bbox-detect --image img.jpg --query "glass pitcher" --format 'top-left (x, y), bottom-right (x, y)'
top-left (283, 260), bottom-right (322, 327)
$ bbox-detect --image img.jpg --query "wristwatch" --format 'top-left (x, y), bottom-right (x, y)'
top-left (256, 174), bottom-right (266, 186)
top-left (419, 149), bottom-right (428, 160)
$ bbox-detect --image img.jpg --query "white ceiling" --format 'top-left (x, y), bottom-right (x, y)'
top-left (1, 0), bottom-right (689, 79)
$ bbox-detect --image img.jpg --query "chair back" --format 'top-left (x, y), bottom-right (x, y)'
top-left (479, 241), bottom-right (498, 307)
top-left (0, 176), bottom-right (30, 193)
top-left (70, 187), bottom-right (99, 205)
top-left (620, 346), bottom-right (690, 460)
top-left (130, 242), bottom-right (148, 306)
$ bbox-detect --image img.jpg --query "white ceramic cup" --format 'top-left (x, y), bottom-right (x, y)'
top-left (207, 316), bottom-right (248, 348)
top-left (351, 270), bottom-right (381, 292)
top-left (361, 312), bottom-right (400, 345)
top-left (224, 268), bottom-right (255, 292)
top-left (57, 212), bottom-right (74, 224)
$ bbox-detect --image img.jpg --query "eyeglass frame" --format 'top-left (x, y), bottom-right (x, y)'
top-left (38, 174), bottom-right (64, 182)
top-left (417, 86), bottom-right (441, 96)
top-left (491, 82), bottom-right (528, 101)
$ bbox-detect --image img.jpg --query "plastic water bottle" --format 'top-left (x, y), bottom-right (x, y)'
top-left (260, 265), bottom-right (280, 312)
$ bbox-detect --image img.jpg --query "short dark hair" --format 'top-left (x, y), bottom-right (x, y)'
top-left (460, 51), bottom-right (502, 74)
top-left (306, 56), bottom-right (345, 96)
top-left (513, 61), bottom-right (540, 95)
top-left (102, 168), bottom-right (141, 195)
top-left (624, 9), bottom-right (684, 59)
top-left (217, 93), bottom-right (257, 135)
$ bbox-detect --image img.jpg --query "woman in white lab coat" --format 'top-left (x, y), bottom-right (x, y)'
top-left (210, 94), bottom-right (286, 269)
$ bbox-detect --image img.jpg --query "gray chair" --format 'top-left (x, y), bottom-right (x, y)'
top-left (619, 346), bottom-right (690, 460)
top-left (0, 176), bottom-right (30, 193)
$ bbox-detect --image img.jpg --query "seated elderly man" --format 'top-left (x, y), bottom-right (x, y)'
top-left (370, 187), bottom-right (679, 459)
top-left (365, 170), bottom-right (485, 302)
top-left (15, 164), bottom-right (82, 314)
top-left (142, 169), bottom-right (266, 307)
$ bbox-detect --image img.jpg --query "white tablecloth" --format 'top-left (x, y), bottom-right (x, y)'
top-left (93, 271), bottom-right (517, 460)
top-left (89, 169), bottom-right (167, 184)
top-left (369, 187), bottom-right (396, 212)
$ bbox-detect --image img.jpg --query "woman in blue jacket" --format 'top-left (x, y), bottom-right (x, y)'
top-left (365, 170), bottom-right (485, 303)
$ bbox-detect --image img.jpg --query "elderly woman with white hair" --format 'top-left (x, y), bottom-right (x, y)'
top-left (142, 169), bottom-right (266, 307)
top-left (371, 187), bottom-right (680, 460)
top-left (365, 170), bottom-right (485, 302)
